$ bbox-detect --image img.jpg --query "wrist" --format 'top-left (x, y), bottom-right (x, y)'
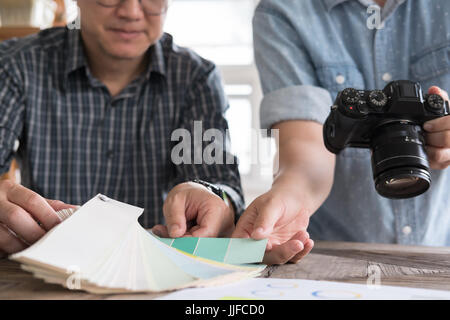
top-left (189, 180), bottom-right (236, 236)
top-left (271, 169), bottom-right (324, 216)
top-left (191, 179), bottom-right (239, 221)
top-left (192, 179), bottom-right (227, 201)
top-left (272, 168), bottom-right (308, 196)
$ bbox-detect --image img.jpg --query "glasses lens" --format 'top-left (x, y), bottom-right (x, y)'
top-left (96, 0), bottom-right (169, 14)
top-left (142, 0), bottom-right (169, 14)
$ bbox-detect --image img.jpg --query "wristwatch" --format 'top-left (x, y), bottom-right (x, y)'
top-left (192, 179), bottom-right (229, 202)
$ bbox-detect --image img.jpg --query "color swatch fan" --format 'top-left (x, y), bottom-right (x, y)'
top-left (10, 194), bottom-right (266, 293)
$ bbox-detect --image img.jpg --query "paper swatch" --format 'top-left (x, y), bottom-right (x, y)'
top-left (10, 194), bottom-right (266, 294)
top-left (152, 234), bottom-right (267, 265)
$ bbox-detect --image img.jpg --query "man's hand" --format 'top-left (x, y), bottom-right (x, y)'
top-left (232, 187), bottom-right (313, 265)
top-left (152, 182), bottom-right (235, 238)
top-left (232, 120), bottom-right (335, 266)
top-left (0, 180), bottom-right (77, 257)
top-left (424, 86), bottom-right (450, 170)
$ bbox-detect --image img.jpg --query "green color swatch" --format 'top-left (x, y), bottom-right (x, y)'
top-left (172, 237), bottom-right (198, 253)
top-left (150, 232), bottom-right (267, 265)
top-left (225, 238), bottom-right (265, 264)
top-left (194, 238), bottom-right (229, 262)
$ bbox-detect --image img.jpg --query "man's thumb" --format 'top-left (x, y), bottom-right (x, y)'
top-left (45, 199), bottom-right (78, 212)
top-left (250, 199), bottom-right (283, 239)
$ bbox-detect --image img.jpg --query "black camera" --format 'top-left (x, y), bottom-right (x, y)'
top-left (323, 80), bottom-right (449, 199)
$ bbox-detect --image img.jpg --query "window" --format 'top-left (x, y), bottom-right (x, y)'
top-left (165, 0), bottom-right (273, 203)
top-left (165, 0), bottom-right (254, 66)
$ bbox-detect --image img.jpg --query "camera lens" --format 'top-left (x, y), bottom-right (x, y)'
top-left (370, 122), bottom-right (431, 199)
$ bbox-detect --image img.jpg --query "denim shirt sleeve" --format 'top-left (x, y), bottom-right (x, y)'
top-left (253, 6), bottom-right (332, 130)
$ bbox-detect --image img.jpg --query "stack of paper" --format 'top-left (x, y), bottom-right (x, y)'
top-left (10, 194), bottom-right (267, 294)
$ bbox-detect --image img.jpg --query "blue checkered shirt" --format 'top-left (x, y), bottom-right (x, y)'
top-left (0, 28), bottom-right (244, 228)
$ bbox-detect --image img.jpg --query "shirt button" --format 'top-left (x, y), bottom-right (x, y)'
top-left (13, 139), bottom-right (20, 152)
top-left (402, 226), bottom-right (412, 235)
top-left (335, 75), bottom-right (346, 85)
top-left (382, 73), bottom-right (392, 82)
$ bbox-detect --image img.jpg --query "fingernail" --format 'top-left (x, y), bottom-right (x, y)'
top-left (252, 227), bottom-right (266, 238)
top-left (290, 241), bottom-right (303, 251)
top-left (152, 229), bottom-right (161, 237)
top-left (424, 122), bottom-right (433, 131)
top-left (169, 224), bottom-right (180, 236)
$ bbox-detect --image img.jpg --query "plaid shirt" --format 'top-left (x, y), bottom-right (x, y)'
top-left (0, 28), bottom-right (244, 228)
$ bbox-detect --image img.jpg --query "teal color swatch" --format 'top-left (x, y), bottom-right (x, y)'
top-left (172, 237), bottom-right (198, 254)
top-left (194, 238), bottom-right (229, 262)
top-left (157, 237), bottom-right (173, 246)
top-left (225, 239), bottom-right (266, 265)
top-left (149, 231), bottom-right (267, 265)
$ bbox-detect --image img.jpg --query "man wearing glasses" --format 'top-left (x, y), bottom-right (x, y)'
top-left (0, 0), bottom-right (245, 256)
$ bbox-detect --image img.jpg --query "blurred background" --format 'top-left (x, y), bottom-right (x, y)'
top-left (0, 0), bottom-right (274, 205)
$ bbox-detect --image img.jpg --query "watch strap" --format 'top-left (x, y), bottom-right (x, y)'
top-left (192, 179), bottom-right (228, 202)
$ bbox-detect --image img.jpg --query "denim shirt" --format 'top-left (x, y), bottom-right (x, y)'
top-left (254, 0), bottom-right (450, 245)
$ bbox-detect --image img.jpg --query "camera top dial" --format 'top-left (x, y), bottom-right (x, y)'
top-left (339, 88), bottom-right (367, 118)
top-left (426, 94), bottom-right (445, 114)
top-left (368, 90), bottom-right (388, 110)
top-left (341, 88), bottom-right (360, 105)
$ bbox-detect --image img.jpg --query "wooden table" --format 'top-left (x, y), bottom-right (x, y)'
top-left (1, 241), bottom-right (450, 299)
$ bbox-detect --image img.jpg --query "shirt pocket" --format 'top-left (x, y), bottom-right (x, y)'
top-left (410, 44), bottom-right (450, 91)
top-left (316, 64), bottom-right (369, 159)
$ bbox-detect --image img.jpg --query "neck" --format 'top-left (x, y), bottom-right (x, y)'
top-left (81, 34), bottom-right (149, 97)
top-left (374, 0), bottom-right (387, 7)
top-left (89, 54), bottom-right (148, 95)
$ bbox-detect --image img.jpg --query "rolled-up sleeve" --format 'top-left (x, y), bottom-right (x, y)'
top-left (253, 5), bottom-right (332, 130)
top-left (0, 65), bottom-right (25, 175)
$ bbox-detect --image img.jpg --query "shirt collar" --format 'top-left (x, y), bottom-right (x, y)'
top-left (145, 33), bottom-right (167, 80)
top-left (323, 0), bottom-right (351, 12)
top-left (64, 29), bottom-right (167, 81)
top-left (65, 28), bottom-right (86, 76)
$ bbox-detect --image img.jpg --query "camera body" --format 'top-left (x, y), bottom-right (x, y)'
top-left (323, 80), bottom-right (449, 199)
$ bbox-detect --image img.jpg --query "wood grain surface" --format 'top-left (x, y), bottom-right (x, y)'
top-left (1, 241), bottom-right (449, 299)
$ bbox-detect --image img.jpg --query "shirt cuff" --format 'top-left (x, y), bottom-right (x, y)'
top-left (260, 85), bottom-right (333, 130)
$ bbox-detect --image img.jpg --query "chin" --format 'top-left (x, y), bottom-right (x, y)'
top-left (104, 43), bottom-right (150, 60)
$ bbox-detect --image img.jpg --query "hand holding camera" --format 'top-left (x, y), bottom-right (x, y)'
top-left (324, 80), bottom-right (450, 199)
top-left (423, 86), bottom-right (450, 171)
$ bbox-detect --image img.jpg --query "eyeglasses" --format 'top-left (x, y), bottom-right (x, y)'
top-left (96, 0), bottom-right (170, 16)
